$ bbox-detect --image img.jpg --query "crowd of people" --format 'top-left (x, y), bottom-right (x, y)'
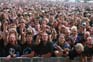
top-left (0, 1), bottom-right (93, 62)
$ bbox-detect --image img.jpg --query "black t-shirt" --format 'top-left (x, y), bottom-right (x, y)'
top-left (90, 20), bottom-right (93, 27)
top-left (83, 46), bottom-right (93, 57)
top-left (33, 42), bottom-right (54, 56)
top-left (69, 49), bottom-right (82, 60)
top-left (21, 43), bottom-right (34, 55)
top-left (0, 39), bottom-right (5, 57)
top-left (5, 43), bottom-right (21, 57)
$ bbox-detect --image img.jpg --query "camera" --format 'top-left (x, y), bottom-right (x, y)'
top-left (81, 22), bottom-right (86, 27)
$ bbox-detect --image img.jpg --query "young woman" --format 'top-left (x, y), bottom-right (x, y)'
top-left (54, 34), bottom-right (70, 57)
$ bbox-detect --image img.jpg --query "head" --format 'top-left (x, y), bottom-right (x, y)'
top-left (84, 31), bottom-right (90, 39)
top-left (58, 25), bottom-right (66, 33)
top-left (41, 32), bottom-right (49, 42)
top-left (65, 27), bottom-right (71, 36)
top-left (35, 23), bottom-right (40, 31)
top-left (71, 26), bottom-right (77, 36)
top-left (52, 28), bottom-right (57, 40)
top-left (75, 43), bottom-right (84, 54)
top-left (26, 32), bottom-right (33, 44)
top-left (86, 37), bottom-right (93, 48)
top-left (35, 34), bottom-right (41, 45)
top-left (58, 34), bottom-right (65, 45)
top-left (8, 33), bottom-right (17, 45)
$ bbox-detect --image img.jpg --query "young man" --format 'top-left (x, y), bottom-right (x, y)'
top-left (5, 33), bottom-right (21, 58)
top-left (33, 32), bottom-right (54, 58)
top-left (82, 37), bottom-right (93, 62)
top-left (21, 32), bottom-right (35, 58)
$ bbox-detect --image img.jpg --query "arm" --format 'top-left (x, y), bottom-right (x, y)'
top-left (21, 51), bottom-right (35, 58)
top-left (41, 52), bottom-right (52, 58)
top-left (80, 56), bottom-right (87, 62)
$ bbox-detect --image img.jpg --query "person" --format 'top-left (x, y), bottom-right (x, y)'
top-left (21, 32), bottom-right (35, 58)
top-left (70, 26), bottom-right (78, 45)
top-left (0, 1), bottom-right (93, 61)
top-left (82, 37), bottom-right (93, 62)
top-left (89, 15), bottom-right (93, 27)
top-left (54, 34), bottom-right (70, 57)
top-left (33, 32), bottom-right (54, 58)
top-left (0, 31), bottom-right (5, 57)
top-left (68, 43), bottom-right (84, 62)
top-left (5, 32), bottom-right (21, 58)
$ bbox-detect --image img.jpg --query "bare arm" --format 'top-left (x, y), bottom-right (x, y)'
top-left (41, 52), bottom-right (52, 58)
top-left (21, 51), bottom-right (35, 58)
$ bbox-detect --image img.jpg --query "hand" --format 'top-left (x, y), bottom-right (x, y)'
top-left (7, 54), bottom-right (16, 58)
top-left (21, 55), bottom-right (26, 57)
top-left (6, 55), bottom-right (11, 58)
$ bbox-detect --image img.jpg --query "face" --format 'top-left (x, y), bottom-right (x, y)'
top-left (36, 35), bottom-right (41, 44)
top-left (58, 34), bottom-right (65, 44)
top-left (86, 37), bottom-right (93, 48)
top-left (52, 30), bottom-right (57, 39)
top-left (20, 23), bottom-right (25, 28)
top-left (84, 32), bottom-right (90, 39)
top-left (26, 35), bottom-right (32, 44)
top-left (41, 24), bottom-right (47, 32)
top-left (65, 29), bottom-right (70, 36)
top-left (72, 29), bottom-right (77, 35)
top-left (41, 33), bottom-right (48, 42)
top-left (35, 24), bottom-right (40, 31)
top-left (8, 33), bottom-right (16, 45)
top-left (49, 16), bottom-right (54, 22)
top-left (76, 50), bottom-right (82, 54)
top-left (42, 21), bottom-right (47, 25)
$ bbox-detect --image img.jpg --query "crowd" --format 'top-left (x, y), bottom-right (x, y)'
top-left (0, 1), bottom-right (93, 62)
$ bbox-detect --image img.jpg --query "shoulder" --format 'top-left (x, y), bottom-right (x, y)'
top-left (47, 42), bottom-right (54, 46)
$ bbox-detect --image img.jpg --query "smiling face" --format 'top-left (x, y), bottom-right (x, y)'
top-left (8, 33), bottom-right (16, 45)
top-left (86, 37), bottom-right (93, 48)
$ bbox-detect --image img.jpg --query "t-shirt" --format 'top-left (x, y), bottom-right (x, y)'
top-left (5, 43), bottom-right (21, 57)
top-left (21, 43), bottom-right (34, 55)
top-left (54, 42), bottom-right (71, 50)
top-left (0, 39), bottom-right (5, 57)
top-left (83, 46), bottom-right (93, 57)
top-left (68, 49), bottom-right (82, 60)
top-left (33, 42), bottom-right (54, 56)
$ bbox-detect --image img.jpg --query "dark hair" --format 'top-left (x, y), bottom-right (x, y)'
top-left (26, 32), bottom-right (32, 36)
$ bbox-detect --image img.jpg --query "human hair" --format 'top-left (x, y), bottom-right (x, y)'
top-left (75, 43), bottom-right (84, 52)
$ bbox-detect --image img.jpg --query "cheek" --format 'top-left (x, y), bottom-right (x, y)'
top-left (27, 37), bottom-right (32, 41)
top-left (9, 37), bottom-right (14, 41)
top-left (42, 36), bottom-right (48, 40)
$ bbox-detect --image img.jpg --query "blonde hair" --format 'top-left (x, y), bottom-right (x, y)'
top-left (71, 26), bottom-right (77, 32)
top-left (75, 43), bottom-right (84, 52)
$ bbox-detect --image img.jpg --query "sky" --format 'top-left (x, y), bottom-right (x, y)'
top-left (47, 0), bottom-right (93, 3)
top-left (48, 0), bottom-right (76, 2)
